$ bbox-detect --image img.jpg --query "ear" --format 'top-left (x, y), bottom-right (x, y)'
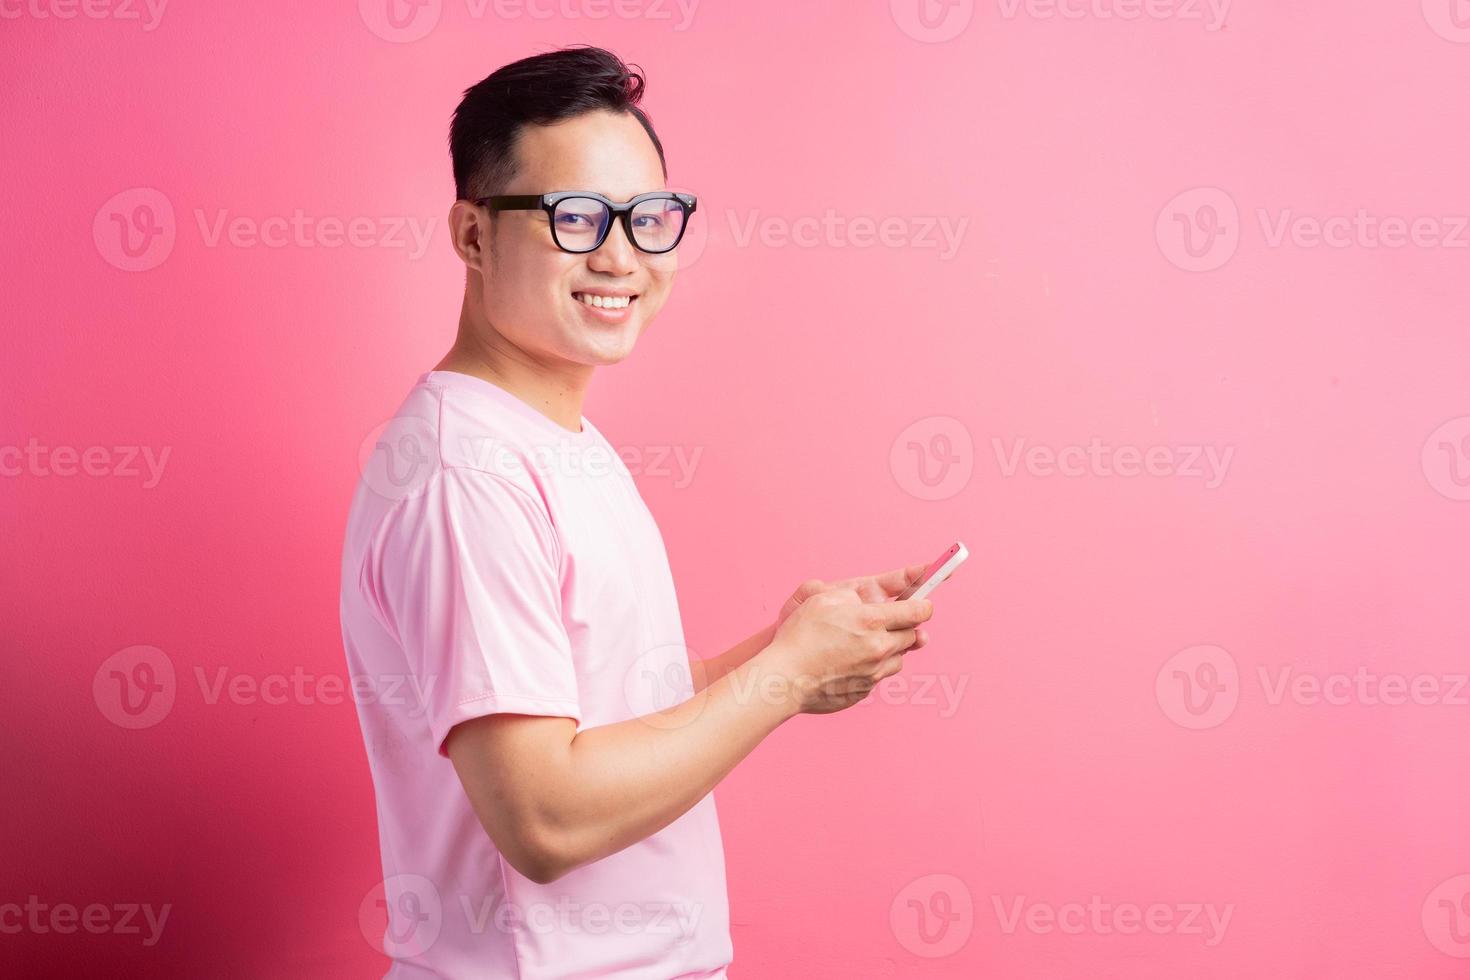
top-left (448, 199), bottom-right (490, 271)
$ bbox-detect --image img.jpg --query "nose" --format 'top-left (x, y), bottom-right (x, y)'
top-left (585, 218), bottom-right (640, 277)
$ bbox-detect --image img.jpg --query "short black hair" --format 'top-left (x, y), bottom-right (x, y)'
top-left (450, 45), bottom-right (667, 201)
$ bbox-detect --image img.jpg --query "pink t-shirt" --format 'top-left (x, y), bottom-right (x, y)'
top-left (339, 369), bottom-right (732, 979)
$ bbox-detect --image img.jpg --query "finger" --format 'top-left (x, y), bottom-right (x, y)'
top-left (876, 652), bottom-right (906, 681)
top-left (826, 562), bottom-right (928, 600)
top-left (909, 627), bottom-right (929, 651)
top-left (884, 627), bottom-right (919, 657)
top-left (872, 562), bottom-right (929, 597)
top-left (871, 597), bottom-right (934, 630)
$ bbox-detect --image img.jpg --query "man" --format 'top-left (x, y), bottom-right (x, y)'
top-left (339, 45), bottom-right (936, 978)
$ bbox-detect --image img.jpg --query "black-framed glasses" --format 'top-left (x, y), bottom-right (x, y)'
top-left (474, 190), bottom-right (697, 254)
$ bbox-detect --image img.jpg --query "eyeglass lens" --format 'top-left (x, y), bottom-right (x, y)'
top-left (552, 197), bottom-right (687, 252)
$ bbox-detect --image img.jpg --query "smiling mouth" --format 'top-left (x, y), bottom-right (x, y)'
top-left (572, 292), bottom-right (637, 310)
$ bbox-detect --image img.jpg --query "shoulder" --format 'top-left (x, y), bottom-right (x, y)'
top-left (350, 378), bottom-right (559, 550)
top-left (402, 378), bottom-right (551, 504)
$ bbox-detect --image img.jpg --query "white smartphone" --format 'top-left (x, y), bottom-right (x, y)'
top-left (894, 541), bottom-right (968, 602)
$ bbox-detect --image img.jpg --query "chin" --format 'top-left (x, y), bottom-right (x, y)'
top-left (565, 329), bottom-right (639, 366)
top-left (593, 335), bottom-right (640, 364)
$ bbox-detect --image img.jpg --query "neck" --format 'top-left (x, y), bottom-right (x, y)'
top-left (435, 296), bottom-right (592, 435)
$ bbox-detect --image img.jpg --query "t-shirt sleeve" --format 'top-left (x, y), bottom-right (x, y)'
top-left (361, 465), bottom-right (582, 756)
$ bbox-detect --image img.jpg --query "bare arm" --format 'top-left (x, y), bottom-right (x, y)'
top-left (446, 642), bottom-right (797, 884)
top-left (444, 592), bottom-right (932, 885)
top-left (688, 620), bottom-right (777, 694)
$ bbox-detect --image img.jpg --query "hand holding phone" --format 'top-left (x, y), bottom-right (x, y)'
top-left (894, 542), bottom-right (968, 602)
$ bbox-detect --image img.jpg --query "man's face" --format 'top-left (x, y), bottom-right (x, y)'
top-left (471, 109), bottom-right (680, 367)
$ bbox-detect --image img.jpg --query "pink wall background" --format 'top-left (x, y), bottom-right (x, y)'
top-left (5, 1), bottom-right (1470, 976)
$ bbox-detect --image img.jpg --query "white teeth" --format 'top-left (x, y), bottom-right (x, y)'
top-left (574, 293), bottom-right (632, 310)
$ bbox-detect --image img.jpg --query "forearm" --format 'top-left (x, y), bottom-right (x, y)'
top-left (543, 643), bottom-right (795, 878)
top-left (689, 620), bottom-right (778, 693)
